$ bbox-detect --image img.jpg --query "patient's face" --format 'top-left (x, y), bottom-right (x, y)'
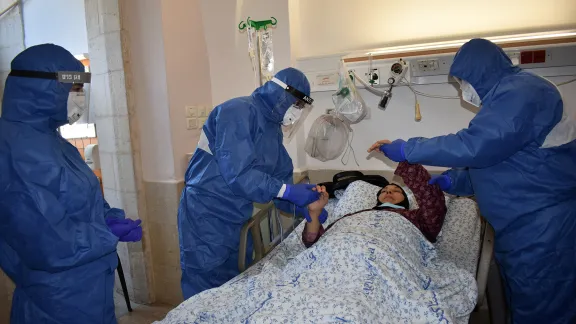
top-left (378, 185), bottom-right (405, 205)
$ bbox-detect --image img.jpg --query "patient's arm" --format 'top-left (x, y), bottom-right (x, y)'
top-left (301, 188), bottom-right (328, 248)
top-left (395, 162), bottom-right (447, 242)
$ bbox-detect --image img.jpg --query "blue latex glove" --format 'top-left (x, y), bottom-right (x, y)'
top-left (106, 218), bottom-right (142, 239)
top-left (119, 227), bottom-right (143, 242)
top-left (429, 175), bottom-right (452, 191)
top-left (296, 206), bottom-right (328, 224)
top-left (282, 184), bottom-right (320, 207)
top-left (379, 139), bottom-right (407, 162)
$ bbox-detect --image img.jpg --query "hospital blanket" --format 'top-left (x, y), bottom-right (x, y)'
top-left (156, 204), bottom-right (477, 324)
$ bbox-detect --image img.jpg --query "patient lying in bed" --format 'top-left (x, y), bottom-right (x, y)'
top-left (303, 161), bottom-right (447, 247)
top-left (156, 163), bottom-right (477, 324)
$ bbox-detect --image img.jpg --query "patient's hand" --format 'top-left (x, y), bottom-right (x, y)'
top-left (308, 185), bottom-right (328, 213)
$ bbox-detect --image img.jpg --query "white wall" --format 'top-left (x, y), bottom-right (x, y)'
top-left (123, 0), bottom-right (175, 182)
top-left (296, 0), bottom-right (576, 57)
top-left (196, 0), bottom-right (576, 173)
top-left (123, 0), bottom-right (213, 182)
top-left (160, 0), bottom-right (213, 181)
top-left (303, 83), bottom-right (474, 171)
top-left (200, 0), bottom-right (292, 107)
top-left (300, 74), bottom-right (576, 171)
top-left (22, 0), bottom-right (89, 55)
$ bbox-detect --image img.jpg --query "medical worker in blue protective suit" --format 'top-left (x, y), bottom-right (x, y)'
top-left (378, 39), bottom-right (576, 323)
top-left (0, 44), bottom-right (142, 324)
top-left (178, 67), bottom-right (320, 299)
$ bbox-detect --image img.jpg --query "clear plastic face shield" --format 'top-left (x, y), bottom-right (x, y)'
top-left (454, 77), bottom-right (481, 107)
top-left (270, 77), bottom-right (314, 144)
top-left (8, 70), bottom-right (91, 125)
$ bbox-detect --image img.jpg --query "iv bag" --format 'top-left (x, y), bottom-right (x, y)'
top-left (332, 61), bottom-right (368, 124)
top-left (259, 29), bottom-right (275, 83)
top-left (246, 26), bottom-right (260, 88)
top-left (305, 114), bottom-right (350, 162)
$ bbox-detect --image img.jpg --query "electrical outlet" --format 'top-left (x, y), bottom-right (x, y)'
top-left (199, 117), bottom-right (207, 126)
top-left (315, 72), bottom-right (339, 86)
top-left (186, 118), bottom-right (198, 130)
top-left (417, 59), bottom-right (439, 72)
top-left (197, 106), bottom-right (207, 117)
top-left (185, 106), bottom-right (197, 118)
top-left (507, 52), bottom-right (520, 65)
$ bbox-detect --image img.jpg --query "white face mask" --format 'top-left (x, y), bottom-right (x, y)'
top-left (459, 80), bottom-right (482, 107)
top-left (378, 202), bottom-right (405, 209)
top-left (67, 91), bottom-right (86, 125)
top-left (282, 105), bottom-right (303, 126)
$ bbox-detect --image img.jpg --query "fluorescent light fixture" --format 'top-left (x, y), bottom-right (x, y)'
top-left (362, 30), bottom-right (576, 56)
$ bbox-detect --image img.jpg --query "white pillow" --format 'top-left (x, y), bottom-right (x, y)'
top-left (434, 198), bottom-right (482, 275)
top-left (333, 179), bottom-right (426, 217)
top-left (333, 181), bottom-right (381, 218)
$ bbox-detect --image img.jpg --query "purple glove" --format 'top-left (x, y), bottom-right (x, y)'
top-left (119, 227), bottom-right (143, 242)
top-left (297, 206), bottom-right (328, 224)
top-left (282, 184), bottom-right (321, 207)
top-left (379, 139), bottom-right (407, 162)
top-left (429, 175), bottom-right (452, 191)
top-left (106, 218), bottom-right (142, 239)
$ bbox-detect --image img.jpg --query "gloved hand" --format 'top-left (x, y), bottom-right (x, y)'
top-left (119, 227), bottom-right (143, 242)
top-left (296, 206), bottom-right (328, 224)
top-left (106, 218), bottom-right (142, 239)
top-left (379, 139), bottom-right (407, 162)
top-left (429, 175), bottom-right (452, 191)
top-left (282, 184), bottom-right (320, 207)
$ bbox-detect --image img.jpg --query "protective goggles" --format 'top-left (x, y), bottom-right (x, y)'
top-left (9, 70), bottom-right (91, 84)
top-left (9, 69), bottom-right (92, 124)
top-left (271, 77), bottom-right (314, 108)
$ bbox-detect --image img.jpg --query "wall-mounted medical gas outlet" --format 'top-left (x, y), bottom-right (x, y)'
top-left (389, 59), bottom-right (408, 85)
top-left (365, 68), bottom-right (380, 85)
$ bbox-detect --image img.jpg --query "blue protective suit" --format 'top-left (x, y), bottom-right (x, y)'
top-left (178, 68), bottom-right (310, 298)
top-left (404, 39), bottom-right (576, 323)
top-left (0, 44), bottom-right (123, 323)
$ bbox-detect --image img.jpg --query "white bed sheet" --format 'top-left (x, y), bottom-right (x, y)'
top-left (156, 190), bottom-right (480, 324)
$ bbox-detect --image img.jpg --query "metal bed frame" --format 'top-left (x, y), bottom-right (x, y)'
top-left (238, 176), bottom-right (495, 312)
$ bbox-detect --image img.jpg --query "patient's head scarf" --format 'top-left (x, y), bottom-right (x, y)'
top-left (376, 184), bottom-right (410, 210)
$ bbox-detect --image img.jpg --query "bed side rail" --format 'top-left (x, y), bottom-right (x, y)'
top-left (238, 174), bottom-right (309, 272)
top-left (476, 215), bottom-right (495, 309)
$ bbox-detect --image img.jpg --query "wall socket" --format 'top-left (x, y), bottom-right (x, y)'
top-left (417, 59), bottom-right (439, 72)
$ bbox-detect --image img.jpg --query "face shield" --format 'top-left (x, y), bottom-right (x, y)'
top-left (270, 77), bottom-right (314, 144)
top-left (8, 70), bottom-right (91, 125)
top-left (454, 77), bottom-right (481, 107)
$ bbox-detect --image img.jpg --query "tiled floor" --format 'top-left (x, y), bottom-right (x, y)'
top-left (115, 292), bottom-right (171, 324)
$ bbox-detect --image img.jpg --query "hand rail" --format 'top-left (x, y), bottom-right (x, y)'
top-left (238, 173), bottom-right (309, 272)
top-left (476, 216), bottom-right (495, 309)
top-left (238, 202), bottom-right (273, 272)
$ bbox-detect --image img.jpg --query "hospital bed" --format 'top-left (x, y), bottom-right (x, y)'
top-left (159, 172), bottom-right (496, 323)
top-left (238, 172), bottom-right (495, 320)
